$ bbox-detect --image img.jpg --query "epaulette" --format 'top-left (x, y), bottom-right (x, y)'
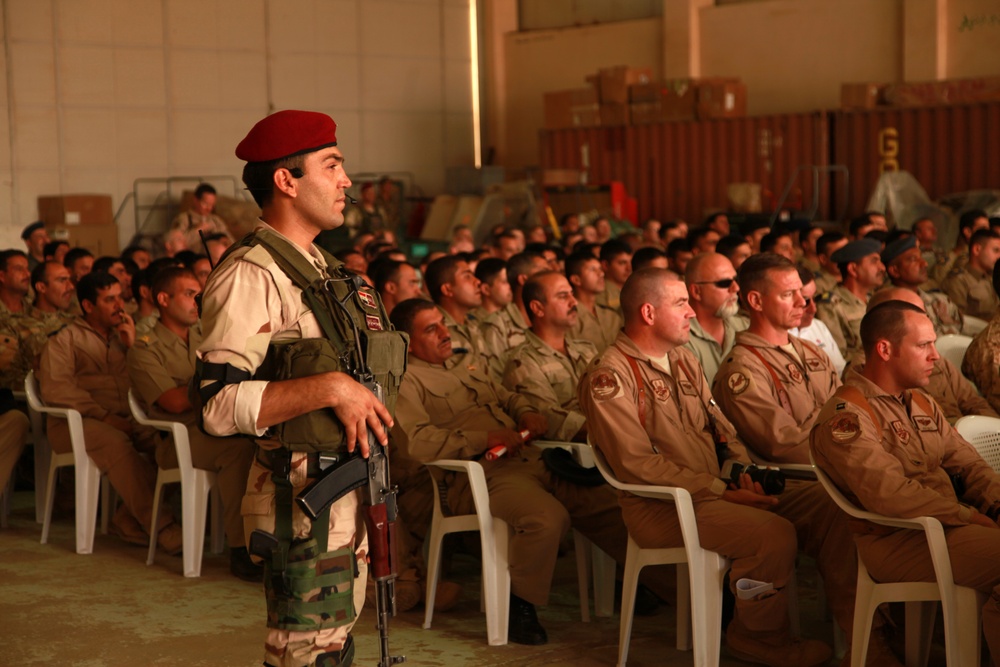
top-left (815, 290), bottom-right (834, 304)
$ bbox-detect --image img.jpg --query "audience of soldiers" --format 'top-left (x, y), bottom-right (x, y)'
top-left (5, 203), bottom-right (1000, 665)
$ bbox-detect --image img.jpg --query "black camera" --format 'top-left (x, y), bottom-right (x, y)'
top-left (721, 461), bottom-right (786, 496)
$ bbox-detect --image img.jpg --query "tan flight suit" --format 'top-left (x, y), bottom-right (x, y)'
top-left (198, 222), bottom-right (370, 667)
top-left (480, 302), bottom-right (530, 379)
top-left (963, 312), bottom-right (1000, 415)
top-left (395, 356), bottom-right (630, 608)
top-left (942, 265), bottom-right (999, 321)
top-left (578, 334), bottom-right (799, 639)
top-left (848, 352), bottom-right (997, 425)
top-left (714, 331), bottom-right (841, 464)
top-left (918, 288), bottom-right (964, 336)
top-left (816, 284), bottom-right (867, 358)
top-left (711, 331), bottom-right (858, 637)
top-left (811, 368), bottom-right (1000, 659)
top-left (127, 320), bottom-right (255, 547)
top-left (501, 330), bottom-right (597, 442)
top-left (568, 301), bottom-right (622, 354)
top-left (39, 318), bottom-right (167, 537)
top-left (0, 409), bottom-right (29, 492)
top-left (683, 315), bottom-right (746, 386)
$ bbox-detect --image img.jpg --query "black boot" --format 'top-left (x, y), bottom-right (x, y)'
top-left (508, 593), bottom-right (547, 645)
top-left (230, 547), bottom-right (264, 582)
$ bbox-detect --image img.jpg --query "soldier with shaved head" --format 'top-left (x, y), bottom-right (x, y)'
top-left (579, 268), bottom-right (831, 667)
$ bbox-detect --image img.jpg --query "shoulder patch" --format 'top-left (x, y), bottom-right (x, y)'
top-left (590, 368), bottom-right (624, 402)
top-left (727, 371), bottom-right (750, 395)
top-left (828, 413), bottom-right (861, 443)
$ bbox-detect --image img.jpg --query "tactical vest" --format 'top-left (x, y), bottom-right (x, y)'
top-left (198, 227), bottom-right (408, 453)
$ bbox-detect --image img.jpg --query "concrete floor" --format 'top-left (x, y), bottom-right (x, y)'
top-left (0, 490), bottom-right (950, 667)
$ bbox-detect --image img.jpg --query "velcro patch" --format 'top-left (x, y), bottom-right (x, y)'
top-left (912, 415), bottom-right (937, 432)
top-left (650, 378), bottom-right (670, 401)
top-left (357, 290), bottom-right (378, 309)
top-left (590, 369), bottom-right (623, 402)
top-left (678, 380), bottom-right (698, 396)
top-left (365, 314), bottom-right (383, 331)
top-left (805, 358), bottom-right (824, 372)
top-left (891, 420), bottom-right (911, 444)
top-left (829, 413), bottom-right (861, 443)
top-left (786, 364), bottom-right (803, 383)
top-left (727, 372), bottom-right (750, 395)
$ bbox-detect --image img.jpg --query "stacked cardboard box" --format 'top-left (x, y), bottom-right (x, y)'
top-left (842, 77), bottom-right (1000, 110)
top-left (544, 66), bottom-right (653, 130)
top-left (629, 78), bottom-right (746, 124)
top-left (38, 194), bottom-right (119, 255)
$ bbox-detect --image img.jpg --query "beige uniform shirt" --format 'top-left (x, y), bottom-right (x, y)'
top-left (814, 271), bottom-right (838, 294)
top-left (480, 302), bottom-right (530, 379)
top-left (578, 333), bottom-right (749, 502)
top-left (919, 288), bottom-right (964, 336)
top-left (962, 312), bottom-right (1000, 415)
top-left (816, 284), bottom-right (867, 358)
top-left (799, 256), bottom-right (821, 277)
top-left (568, 301), bottom-right (622, 355)
top-left (930, 248), bottom-right (967, 287)
top-left (595, 282), bottom-right (622, 310)
top-left (395, 356), bottom-right (537, 463)
top-left (501, 330), bottom-right (597, 441)
top-left (811, 368), bottom-right (1000, 527)
top-left (683, 315), bottom-right (746, 386)
top-left (942, 265), bottom-right (999, 320)
top-left (39, 318), bottom-right (130, 420)
top-left (127, 320), bottom-right (203, 425)
top-left (170, 210), bottom-right (231, 250)
top-left (440, 307), bottom-right (497, 374)
top-left (848, 352), bottom-right (997, 425)
top-left (713, 331), bottom-right (840, 464)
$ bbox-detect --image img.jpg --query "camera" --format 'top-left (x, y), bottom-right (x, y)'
top-left (721, 461), bottom-right (786, 496)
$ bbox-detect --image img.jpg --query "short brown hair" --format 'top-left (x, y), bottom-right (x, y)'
top-left (860, 300), bottom-right (925, 356)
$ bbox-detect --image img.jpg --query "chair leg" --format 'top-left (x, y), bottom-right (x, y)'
top-left (209, 484), bottom-right (225, 554)
top-left (31, 414), bottom-right (48, 525)
top-left (146, 474), bottom-right (165, 566)
top-left (592, 543), bottom-right (616, 618)
top-left (75, 460), bottom-right (101, 555)
top-left (617, 539), bottom-right (642, 667)
top-left (482, 520), bottom-right (510, 646)
top-left (852, 561), bottom-right (879, 667)
top-left (688, 555), bottom-right (726, 667)
top-left (573, 530), bottom-right (592, 622)
top-left (181, 477), bottom-right (211, 577)
top-left (940, 588), bottom-right (983, 667)
top-left (40, 459), bottom-right (58, 544)
top-left (675, 562), bottom-right (691, 652)
top-left (904, 601), bottom-right (936, 667)
top-left (422, 517), bottom-right (444, 631)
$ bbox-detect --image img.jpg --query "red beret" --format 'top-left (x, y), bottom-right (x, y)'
top-left (235, 110), bottom-right (338, 163)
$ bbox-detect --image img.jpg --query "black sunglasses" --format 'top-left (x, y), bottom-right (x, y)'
top-left (694, 278), bottom-right (736, 289)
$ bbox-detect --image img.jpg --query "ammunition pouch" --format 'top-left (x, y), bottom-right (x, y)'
top-left (264, 539), bottom-right (356, 632)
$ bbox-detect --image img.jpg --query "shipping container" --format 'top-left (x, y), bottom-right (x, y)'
top-left (832, 103), bottom-right (1000, 215)
top-left (540, 112), bottom-right (829, 225)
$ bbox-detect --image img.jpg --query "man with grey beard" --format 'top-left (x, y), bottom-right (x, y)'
top-left (683, 252), bottom-right (746, 384)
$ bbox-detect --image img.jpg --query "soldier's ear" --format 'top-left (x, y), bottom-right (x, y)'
top-left (874, 338), bottom-right (892, 361)
top-left (568, 274), bottom-right (582, 288)
top-left (273, 168), bottom-right (298, 197)
top-left (528, 298), bottom-right (545, 320)
top-left (745, 289), bottom-right (763, 312)
top-left (440, 282), bottom-right (455, 298)
top-left (156, 291), bottom-right (170, 309)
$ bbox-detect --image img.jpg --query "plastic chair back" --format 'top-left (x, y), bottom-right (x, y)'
top-left (935, 334), bottom-right (973, 370)
top-left (955, 415), bottom-right (1000, 472)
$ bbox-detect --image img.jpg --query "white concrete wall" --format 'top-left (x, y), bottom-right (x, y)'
top-left (0, 0), bottom-right (474, 248)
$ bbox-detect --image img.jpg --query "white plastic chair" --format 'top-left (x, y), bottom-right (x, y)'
top-left (128, 390), bottom-right (223, 577)
top-left (422, 459), bottom-right (510, 646)
top-left (591, 442), bottom-right (730, 667)
top-left (955, 414), bottom-right (1000, 472)
top-left (811, 452), bottom-right (985, 667)
top-left (962, 315), bottom-right (988, 337)
top-left (935, 334), bottom-right (973, 371)
top-left (26, 370), bottom-right (111, 555)
top-left (14, 389), bottom-right (49, 524)
top-left (533, 440), bottom-right (616, 621)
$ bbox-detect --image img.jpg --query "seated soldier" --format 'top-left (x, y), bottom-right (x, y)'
top-left (423, 255), bottom-right (496, 371)
top-left (880, 235), bottom-right (964, 336)
top-left (964, 261), bottom-right (1000, 413)
top-left (597, 239), bottom-right (632, 310)
top-left (480, 251), bottom-right (549, 377)
top-left (39, 271), bottom-right (182, 552)
top-left (849, 288), bottom-right (997, 424)
top-left (816, 238), bottom-right (885, 359)
top-left (812, 300), bottom-right (1000, 660)
top-left (502, 271), bottom-right (596, 442)
top-left (565, 251), bottom-right (622, 354)
top-left (942, 228), bottom-right (1000, 321)
top-left (472, 258), bottom-right (512, 322)
top-left (391, 298), bottom-right (662, 645)
top-left (125, 267), bottom-right (259, 580)
top-left (683, 252), bottom-right (746, 385)
top-left (30, 260), bottom-right (76, 332)
top-left (711, 254), bottom-right (899, 664)
top-left (368, 257), bottom-right (422, 316)
top-left (579, 269), bottom-right (831, 667)
top-left (790, 267), bottom-right (846, 376)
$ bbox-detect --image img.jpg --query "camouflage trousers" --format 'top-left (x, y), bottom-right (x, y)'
top-left (243, 454), bottom-right (368, 667)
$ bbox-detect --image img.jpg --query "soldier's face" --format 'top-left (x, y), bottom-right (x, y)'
top-left (913, 220), bottom-right (937, 245)
top-left (84, 282), bottom-right (125, 330)
top-left (771, 235), bottom-right (795, 261)
top-left (295, 147), bottom-right (353, 231)
top-left (392, 263), bottom-right (424, 302)
top-left (853, 253), bottom-right (885, 289)
top-left (446, 261), bottom-right (481, 308)
top-left (482, 269), bottom-right (512, 308)
top-left (193, 258), bottom-right (211, 289)
top-left (130, 249), bottom-right (151, 270)
top-left (757, 268), bottom-right (805, 331)
top-left (651, 281), bottom-right (694, 347)
top-left (974, 238), bottom-right (1000, 274)
top-left (799, 280), bottom-right (817, 328)
top-left (603, 254), bottom-right (632, 286)
top-left (27, 228), bottom-right (49, 256)
top-left (40, 264), bottom-right (74, 310)
top-left (892, 312), bottom-right (938, 389)
top-left (573, 259), bottom-right (605, 295)
top-left (803, 228), bottom-right (823, 255)
top-left (407, 307), bottom-right (453, 365)
top-left (691, 255), bottom-right (739, 319)
top-left (1, 255), bottom-right (30, 296)
top-left (536, 274), bottom-right (577, 329)
top-left (889, 248), bottom-right (928, 287)
top-left (70, 256), bottom-right (94, 284)
top-left (161, 276), bottom-right (201, 328)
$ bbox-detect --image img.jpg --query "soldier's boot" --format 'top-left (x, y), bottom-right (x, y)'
top-left (726, 623), bottom-right (831, 667)
top-left (230, 547), bottom-right (263, 582)
top-left (108, 504), bottom-right (149, 547)
top-left (156, 523), bottom-right (183, 556)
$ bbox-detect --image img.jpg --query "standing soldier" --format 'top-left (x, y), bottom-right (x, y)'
top-left (197, 110), bottom-right (407, 667)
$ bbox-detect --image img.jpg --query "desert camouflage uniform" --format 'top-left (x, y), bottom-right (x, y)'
top-left (501, 330), bottom-right (597, 441)
top-left (568, 302), bottom-right (622, 354)
top-left (816, 285), bottom-right (867, 359)
top-left (918, 288), bottom-right (964, 336)
top-left (480, 302), bottom-right (530, 378)
top-left (942, 265), bottom-right (999, 320)
top-left (963, 312), bottom-right (1000, 415)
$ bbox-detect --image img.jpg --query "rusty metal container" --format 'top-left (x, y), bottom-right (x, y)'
top-left (831, 103), bottom-right (1000, 215)
top-left (540, 112), bottom-right (830, 225)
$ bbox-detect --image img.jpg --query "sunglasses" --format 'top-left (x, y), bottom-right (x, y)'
top-left (694, 278), bottom-right (736, 289)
